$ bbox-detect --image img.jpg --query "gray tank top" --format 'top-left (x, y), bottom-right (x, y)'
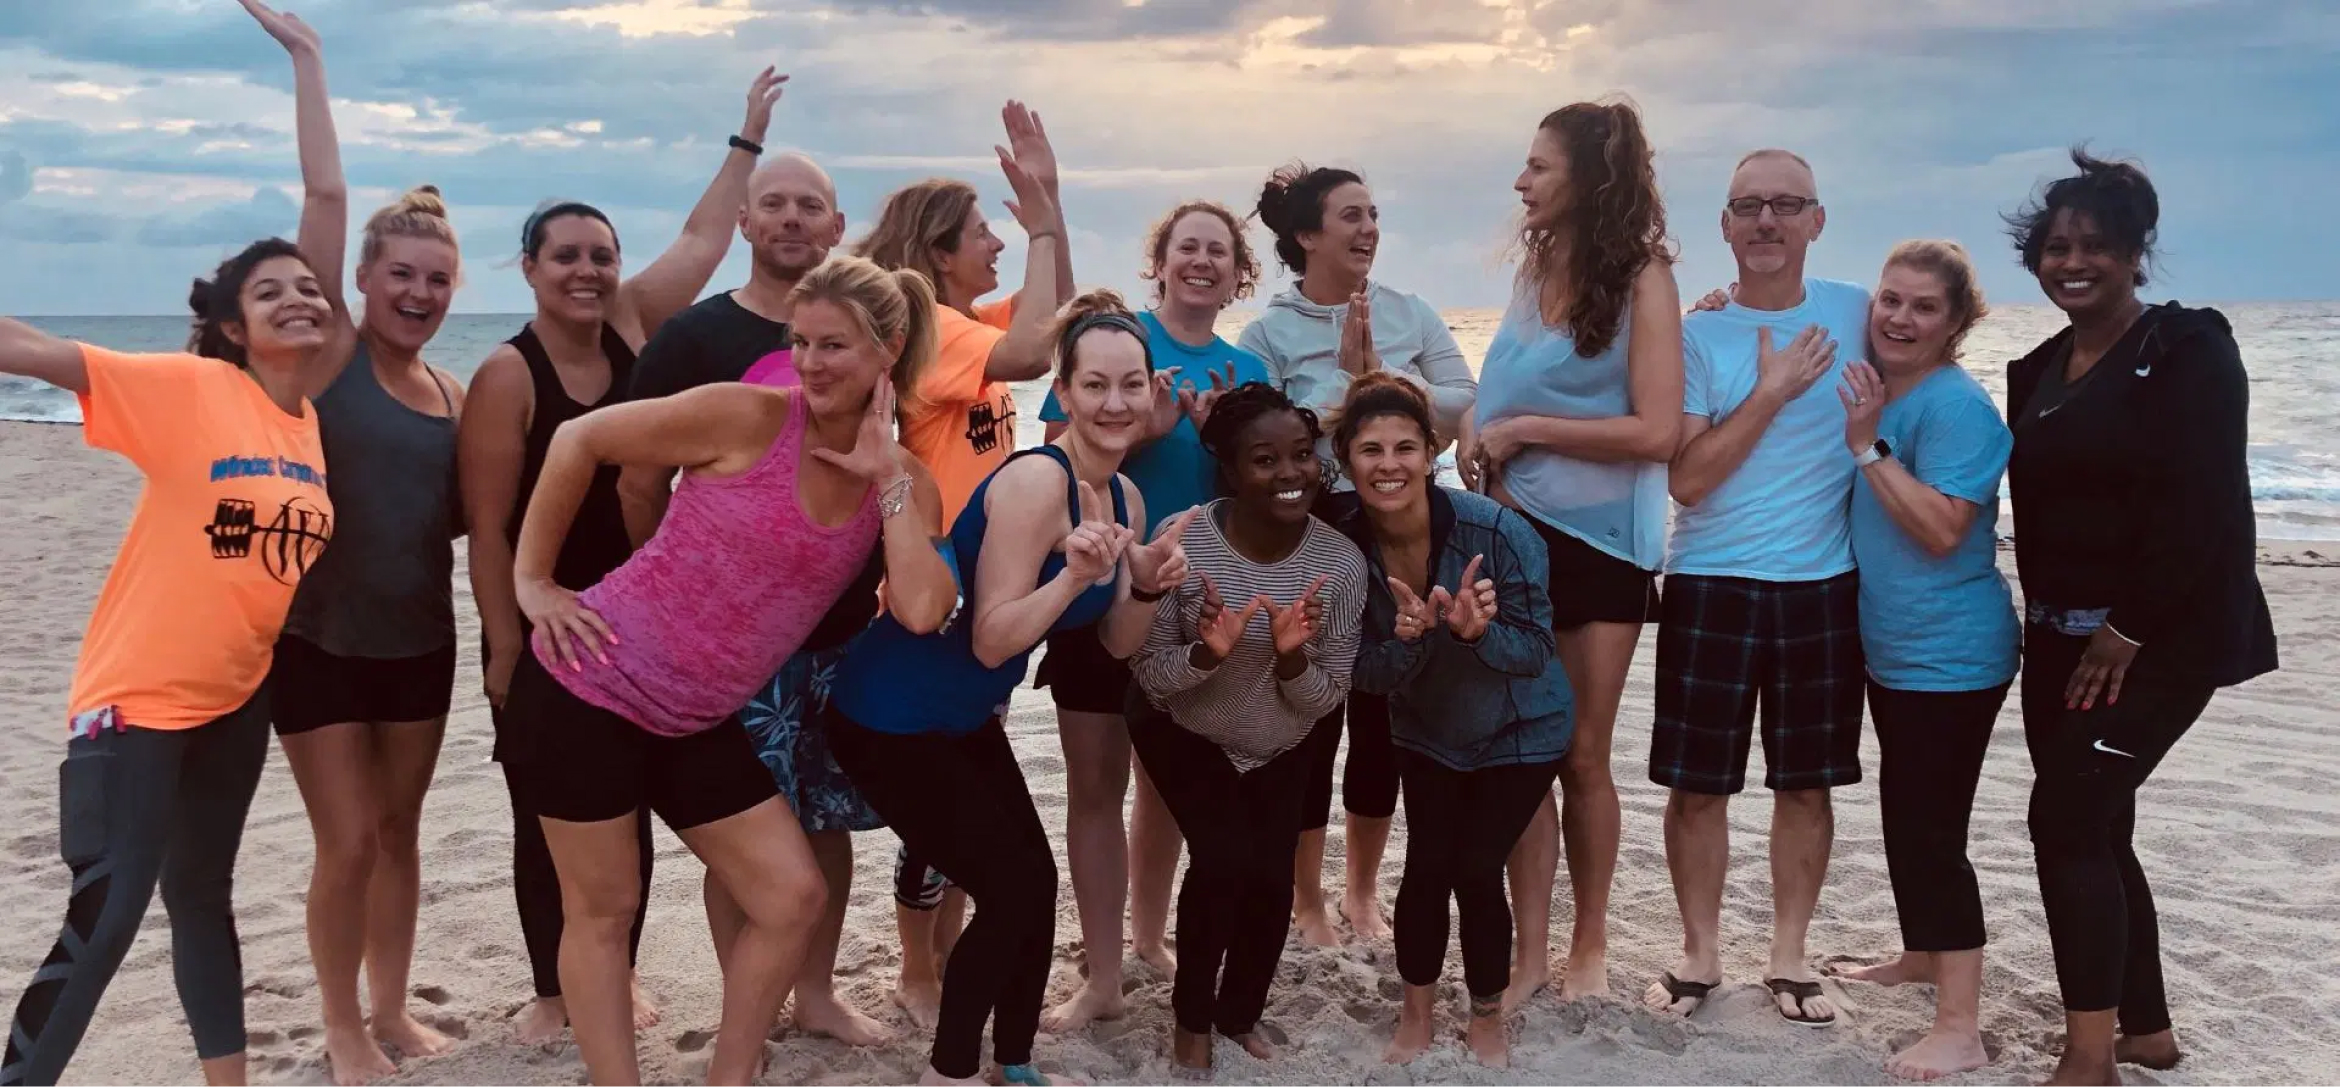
top-left (283, 344), bottom-right (460, 658)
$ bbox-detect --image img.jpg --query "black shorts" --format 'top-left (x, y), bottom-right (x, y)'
top-left (1649, 572), bottom-right (1864, 795)
top-left (1525, 515), bottom-right (1660, 629)
top-left (1033, 625), bottom-right (1133, 715)
top-left (270, 632), bottom-right (457, 735)
top-left (499, 650), bottom-right (777, 829)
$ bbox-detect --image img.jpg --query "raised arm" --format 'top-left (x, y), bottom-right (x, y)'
top-left (0, 319), bottom-right (88, 394)
top-left (1002, 101), bottom-right (1074, 309)
top-left (457, 347), bottom-right (533, 705)
top-left (1670, 325), bottom-right (1836, 507)
top-left (977, 148), bottom-right (1063, 383)
top-left (239, 0), bottom-right (358, 395)
top-left (615, 68), bottom-right (786, 342)
top-left (967, 457), bottom-right (1112, 669)
top-left (1476, 259), bottom-right (1685, 468)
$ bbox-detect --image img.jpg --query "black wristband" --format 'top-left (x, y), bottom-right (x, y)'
top-left (729, 134), bottom-right (763, 156)
top-left (1131, 584), bottom-right (1168, 604)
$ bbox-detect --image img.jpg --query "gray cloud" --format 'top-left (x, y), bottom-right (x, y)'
top-left (0, 203), bottom-right (117, 244)
top-left (135, 186), bottom-right (298, 247)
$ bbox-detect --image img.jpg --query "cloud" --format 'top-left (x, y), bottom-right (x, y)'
top-left (134, 185), bottom-right (298, 247)
top-left (0, 204), bottom-right (116, 244)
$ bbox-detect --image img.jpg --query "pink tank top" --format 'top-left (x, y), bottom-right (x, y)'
top-left (545, 387), bottom-right (881, 736)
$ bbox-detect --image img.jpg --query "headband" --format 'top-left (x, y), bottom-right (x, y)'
top-left (1060, 310), bottom-right (1153, 368)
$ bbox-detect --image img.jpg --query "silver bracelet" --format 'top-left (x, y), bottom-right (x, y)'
top-left (878, 473), bottom-right (915, 520)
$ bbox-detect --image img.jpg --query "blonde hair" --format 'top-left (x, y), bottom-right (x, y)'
top-left (1881, 239), bottom-right (1989, 360)
top-left (849, 179), bottom-right (979, 306)
top-left (1048, 287), bottom-right (1149, 384)
top-left (790, 255), bottom-right (941, 424)
top-left (359, 184), bottom-right (459, 269)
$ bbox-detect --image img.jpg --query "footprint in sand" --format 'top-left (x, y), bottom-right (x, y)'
top-left (413, 984), bottom-right (453, 1006)
top-left (675, 1029), bottom-right (715, 1053)
top-left (286, 1024), bottom-right (320, 1042)
top-left (245, 1028), bottom-right (282, 1049)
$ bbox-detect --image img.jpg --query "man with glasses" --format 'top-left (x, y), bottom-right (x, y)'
top-left (1641, 148), bottom-right (1869, 1029)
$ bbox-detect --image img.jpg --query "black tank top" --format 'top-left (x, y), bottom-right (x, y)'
top-left (505, 322), bottom-right (637, 591)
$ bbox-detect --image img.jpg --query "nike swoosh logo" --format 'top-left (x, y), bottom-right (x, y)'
top-left (2092, 739), bottom-right (2135, 758)
top-left (2038, 403), bottom-right (2061, 417)
top-left (2134, 364), bottom-right (2153, 377)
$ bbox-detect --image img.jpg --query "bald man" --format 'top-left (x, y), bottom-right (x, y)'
top-left (1643, 148), bottom-right (1870, 1030)
top-left (610, 150), bottom-right (901, 1047)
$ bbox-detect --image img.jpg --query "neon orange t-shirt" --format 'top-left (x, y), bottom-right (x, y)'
top-left (908, 296), bottom-right (1020, 521)
top-left (66, 346), bottom-right (334, 732)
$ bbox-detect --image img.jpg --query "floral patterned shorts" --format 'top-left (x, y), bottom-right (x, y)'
top-left (741, 644), bottom-right (884, 833)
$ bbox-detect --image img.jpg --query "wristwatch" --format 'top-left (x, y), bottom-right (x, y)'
top-left (1853, 438), bottom-right (1892, 468)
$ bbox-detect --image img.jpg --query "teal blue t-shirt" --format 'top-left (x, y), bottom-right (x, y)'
top-left (1850, 365), bottom-right (2020, 691)
top-left (1038, 309), bottom-right (1271, 535)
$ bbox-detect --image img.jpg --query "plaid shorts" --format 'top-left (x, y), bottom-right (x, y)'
top-left (1650, 572), bottom-right (1865, 795)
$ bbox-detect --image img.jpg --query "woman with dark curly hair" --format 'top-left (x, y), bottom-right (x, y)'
top-left (2001, 148), bottom-right (2276, 1086)
top-left (1031, 200), bottom-right (1274, 1029)
top-left (1465, 98), bottom-right (1683, 1009)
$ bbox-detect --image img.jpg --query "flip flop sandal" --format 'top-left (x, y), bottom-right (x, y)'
top-left (1766, 978), bottom-right (1838, 1027)
top-left (1655, 971), bottom-right (1716, 1016)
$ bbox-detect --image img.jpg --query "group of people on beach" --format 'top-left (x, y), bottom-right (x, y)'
top-left (0, 3), bottom-right (2281, 1086)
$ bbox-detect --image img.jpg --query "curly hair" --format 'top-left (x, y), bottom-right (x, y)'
top-left (1139, 200), bottom-right (1261, 306)
top-left (1332, 371), bottom-right (1435, 468)
top-left (1514, 99), bottom-right (1672, 359)
top-left (2003, 145), bottom-right (2159, 287)
top-left (187, 237), bottom-right (312, 369)
top-left (1198, 381), bottom-right (1321, 496)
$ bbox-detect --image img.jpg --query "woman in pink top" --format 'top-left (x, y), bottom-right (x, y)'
top-left (497, 256), bottom-right (959, 1085)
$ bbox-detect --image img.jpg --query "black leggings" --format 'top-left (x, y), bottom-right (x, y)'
top-left (1392, 751), bottom-right (1559, 999)
top-left (829, 711), bottom-right (1056, 1079)
top-left (5, 697), bottom-right (269, 1086)
top-left (1869, 680), bottom-right (2009, 952)
top-left (1302, 692), bottom-right (1398, 830)
top-left (2022, 628), bottom-right (2214, 1033)
top-left (500, 759), bottom-right (652, 998)
top-left (1128, 696), bottom-right (1316, 1038)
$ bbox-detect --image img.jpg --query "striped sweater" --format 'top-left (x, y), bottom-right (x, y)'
top-left (1132, 500), bottom-right (1369, 770)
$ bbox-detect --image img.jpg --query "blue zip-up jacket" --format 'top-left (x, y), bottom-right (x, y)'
top-left (1336, 486), bottom-right (1573, 771)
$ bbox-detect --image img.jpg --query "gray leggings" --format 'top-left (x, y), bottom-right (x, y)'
top-left (2, 696), bottom-right (268, 1086)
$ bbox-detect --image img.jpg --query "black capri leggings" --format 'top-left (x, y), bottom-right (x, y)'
top-left (1392, 751), bottom-right (1561, 1000)
top-left (1129, 692), bottom-right (1317, 1039)
top-left (1868, 680), bottom-right (2010, 953)
top-left (1302, 692), bottom-right (1398, 830)
top-left (828, 710), bottom-right (1056, 1080)
top-left (6, 695), bottom-right (268, 1086)
top-left (2022, 627), bottom-right (2214, 1036)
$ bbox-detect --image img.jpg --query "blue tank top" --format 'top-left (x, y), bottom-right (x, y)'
top-left (1474, 287), bottom-right (1670, 570)
top-left (832, 444), bottom-right (1128, 735)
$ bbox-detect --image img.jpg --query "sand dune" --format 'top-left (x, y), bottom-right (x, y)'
top-left (4, 419), bottom-right (2336, 1085)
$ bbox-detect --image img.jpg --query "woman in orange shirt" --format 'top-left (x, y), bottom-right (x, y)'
top-left (0, 235), bottom-right (339, 1087)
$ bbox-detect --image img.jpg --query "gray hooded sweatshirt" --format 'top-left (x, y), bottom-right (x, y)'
top-left (1236, 281), bottom-right (1475, 489)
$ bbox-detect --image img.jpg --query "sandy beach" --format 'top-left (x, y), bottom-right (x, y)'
top-left (4, 416), bottom-right (2336, 1086)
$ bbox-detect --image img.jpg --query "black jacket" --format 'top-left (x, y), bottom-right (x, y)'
top-left (2005, 302), bottom-right (2277, 688)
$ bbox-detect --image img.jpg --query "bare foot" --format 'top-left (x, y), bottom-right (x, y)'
top-left (1293, 905), bottom-right (1341, 948)
top-left (1502, 956), bottom-right (1549, 1014)
top-left (1170, 1027), bottom-right (1213, 1076)
top-left (1559, 946), bottom-right (1609, 1002)
top-left (370, 1012), bottom-right (454, 1058)
top-left (1134, 940), bottom-right (1177, 976)
top-left (2043, 1050), bottom-right (2123, 1086)
top-left (323, 1024), bottom-right (398, 1086)
top-left (513, 997), bottom-right (567, 1044)
top-left (1885, 1027), bottom-right (1988, 1081)
top-left (894, 974), bottom-right (944, 1030)
top-left (2115, 1030), bottom-right (2181, 1071)
top-left (791, 992), bottom-right (895, 1047)
top-left (631, 975), bottom-right (662, 1030)
top-left (1227, 1030), bottom-right (1276, 1061)
top-left (1832, 951), bottom-right (1933, 987)
top-left (1342, 892), bottom-right (1390, 942)
top-left (1382, 1003), bottom-right (1432, 1064)
top-left (1041, 980), bottom-right (1127, 1034)
top-left (1465, 1005), bottom-right (1509, 1069)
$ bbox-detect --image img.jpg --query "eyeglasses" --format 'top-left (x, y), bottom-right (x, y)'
top-left (1726, 195), bottom-right (1820, 218)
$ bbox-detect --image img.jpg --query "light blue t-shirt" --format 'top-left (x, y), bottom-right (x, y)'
top-left (1039, 309), bottom-right (1271, 534)
top-left (1666, 277), bottom-right (1869, 581)
top-left (1476, 285), bottom-right (1669, 571)
top-left (1851, 365), bottom-right (2020, 691)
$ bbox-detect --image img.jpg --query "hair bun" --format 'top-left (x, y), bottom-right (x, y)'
top-left (398, 184), bottom-right (449, 219)
top-left (1062, 287), bottom-right (1132, 323)
top-left (1254, 165), bottom-right (1305, 233)
top-left (187, 278), bottom-right (215, 321)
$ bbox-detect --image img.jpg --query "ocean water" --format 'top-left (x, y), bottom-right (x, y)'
top-left (11, 301), bottom-right (2338, 539)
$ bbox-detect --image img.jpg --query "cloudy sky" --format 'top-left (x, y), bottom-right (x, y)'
top-left (1, 0), bottom-right (2333, 316)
